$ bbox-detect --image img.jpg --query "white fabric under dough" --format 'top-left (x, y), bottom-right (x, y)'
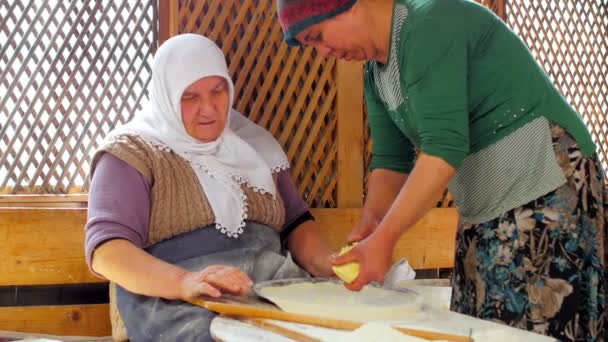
top-left (258, 282), bottom-right (423, 322)
top-left (347, 323), bottom-right (428, 342)
top-left (401, 286), bottom-right (451, 311)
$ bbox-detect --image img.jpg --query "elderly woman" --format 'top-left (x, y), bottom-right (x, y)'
top-left (85, 34), bottom-right (334, 341)
top-left (276, 0), bottom-right (607, 340)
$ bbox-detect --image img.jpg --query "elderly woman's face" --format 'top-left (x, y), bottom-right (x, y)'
top-left (180, 76), bottom-right (230, 142)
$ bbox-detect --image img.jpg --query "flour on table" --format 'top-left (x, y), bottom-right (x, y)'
top-left (346, 323), bottom-right (428, 342)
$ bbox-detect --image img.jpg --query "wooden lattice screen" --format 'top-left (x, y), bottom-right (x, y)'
top-left (505, 0), bottom-right (608, 173)
top-left (1, 0), bottom-right (606, 207)
top-left (0, 1), bottom-right (157, 194)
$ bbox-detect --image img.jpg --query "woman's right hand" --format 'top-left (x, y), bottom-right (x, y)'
top-left (179, 265), bottom-right (253, 300)
top-left (347, 208), bottom-right (381, 243)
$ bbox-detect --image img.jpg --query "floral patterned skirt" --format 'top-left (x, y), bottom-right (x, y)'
top-left (451, 125), bottom-right (607, 341)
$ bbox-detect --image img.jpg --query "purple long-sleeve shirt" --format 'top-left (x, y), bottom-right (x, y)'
top-left (85, 153), bottom-right (311, 269)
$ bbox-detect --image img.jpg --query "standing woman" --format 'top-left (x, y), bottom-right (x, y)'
top-left (277, 0), bottom-right (607, 340)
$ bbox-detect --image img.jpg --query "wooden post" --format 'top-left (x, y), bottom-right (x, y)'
top-left (495, 0), bottom-right (507, 20)
top-left (336, 60), bottom-right (364, 208)
top-left (158, 0), bottom-right (179, 46)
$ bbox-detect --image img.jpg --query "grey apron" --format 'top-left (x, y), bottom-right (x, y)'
top-left (116, 223), bottom-right (309, 342)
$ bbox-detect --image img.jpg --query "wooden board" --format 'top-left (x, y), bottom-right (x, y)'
top-left (313, 208), bottom-right (458, 269)
top-left (0, 207), bottom-right (457, 286)
top-left (0, 304), bottom-right (111, 337)
top-left (188, 297), bottom-right (472, 342)
top-left (0, 207), bottom-right (102, 286)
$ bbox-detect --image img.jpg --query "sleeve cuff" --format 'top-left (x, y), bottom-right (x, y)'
top-left (85, 222), bottom-right (145, 278)
top-left (370, 155), bottom-right (415, 174)
top-left (421, 145), bottom-right (468, 169)
top-left (280, 210), bottom-right (315, 243)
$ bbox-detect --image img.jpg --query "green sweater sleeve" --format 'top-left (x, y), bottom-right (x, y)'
top-left (402, 20), bottom-right (470, 169)
top-left (365, 68), bottom-right (416, 174)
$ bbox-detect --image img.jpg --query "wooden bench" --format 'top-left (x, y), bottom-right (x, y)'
top-left (0, 203), bottom-right (458, 337)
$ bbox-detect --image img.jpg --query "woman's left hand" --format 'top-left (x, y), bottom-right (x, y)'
top-left (330, 230), bottom-right (396, 291)
top-left (311, 253), bottom-right (336, 278)
top-left (287, 220), bottom-right (337, 278)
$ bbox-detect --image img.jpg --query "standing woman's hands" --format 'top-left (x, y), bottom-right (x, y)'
top-left (332, 154), bottom-right (457, 291)
top-left (330, 229), bottom-right (397, 291)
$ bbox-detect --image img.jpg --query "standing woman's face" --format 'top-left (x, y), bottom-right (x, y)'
top-left (180, 76), bottom-right (230, 142)
top-left (294, 6), bottom-right (377, 62)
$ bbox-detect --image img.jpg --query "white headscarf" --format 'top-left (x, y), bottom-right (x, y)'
top-left (104, 34), bottom-right (289, 237)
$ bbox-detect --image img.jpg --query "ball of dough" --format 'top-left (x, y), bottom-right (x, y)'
top-left (332, 243), bottom-right (360, 283)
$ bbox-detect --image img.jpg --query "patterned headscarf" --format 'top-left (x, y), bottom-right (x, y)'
top-left (277, 0), bottom-right (357, 46)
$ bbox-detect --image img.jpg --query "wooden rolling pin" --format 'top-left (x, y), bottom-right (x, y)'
top-left (187, 297), bottom-right (474, 342)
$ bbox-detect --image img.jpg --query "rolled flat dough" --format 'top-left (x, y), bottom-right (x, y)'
top-left (257, 282), bottom-right (423, 322)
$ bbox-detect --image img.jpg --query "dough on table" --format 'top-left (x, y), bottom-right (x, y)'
top-left (257, 281), bottom-right (423, 322)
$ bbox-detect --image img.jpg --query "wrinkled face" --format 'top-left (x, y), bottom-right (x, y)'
top-left (180, 76), bottom-right (230, 142)
top-left (294, 9), bottom-right (375, 62)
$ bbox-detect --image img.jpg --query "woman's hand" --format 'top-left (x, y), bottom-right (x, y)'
top-left (334, 153), bottom-right (456, 291)
top-left (309, 252), bottom-right (336, 278)
top-left (330, 230), bottom-right (396, 291)
top-left (299, 245), bottom-right (336, 278)
top-left (178, 265), bottom-right (253, 300)
top-left (287, 220), bottom-right (336, 278)
top-left (347, 208), bottom-right (381, 243)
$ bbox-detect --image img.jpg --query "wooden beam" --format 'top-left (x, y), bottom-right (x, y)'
top-left (158, 0), bottom-right (179, 47)
top-left (0, 194), bottom-right (88, 203)
top-left (495, 0), bottom-right (507, 20)
top-left (0, 194), bottom-right (88, 207)
top-left (336, 60), bottom-right (365, 208)
top-left (0, 304), bottom-right (111, 337)
top-left (0, 186), bottom-right (88, 195)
